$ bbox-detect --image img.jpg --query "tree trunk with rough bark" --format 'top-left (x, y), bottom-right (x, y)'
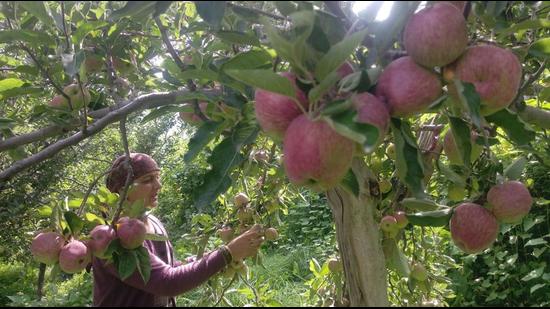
top-left (326, 158), bottom-right (389, 307)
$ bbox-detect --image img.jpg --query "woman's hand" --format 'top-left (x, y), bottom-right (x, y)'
top-left (226, 224), bottom-right (265, 261)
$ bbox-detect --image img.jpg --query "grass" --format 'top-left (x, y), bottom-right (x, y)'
top-left (176, 247), bottom-right (324, 307)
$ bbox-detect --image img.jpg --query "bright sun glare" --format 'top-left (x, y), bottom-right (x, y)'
top-left (352, 1), bottom-right (395, 21)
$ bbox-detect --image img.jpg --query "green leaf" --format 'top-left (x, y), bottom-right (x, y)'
top-left (525, 238), bottom-right (548, 247)
top-left (221, 50), bottom-right (273, 70)
top-left (175, 69), bottom-right (219, 83)
top-left (110, 1), bottom-right (157, 21)
top-left (436, 160), bottom-right (467, 187)
top-left (529, 38), bottom-right (550, 59)
top-left (401, 198), bottom-right (441, 211)
top-left (122, 199), bottom-right (146, 219)
top-left (193, 122), bottom-right (259, 210)
top-left (84, 213), bottom-right (106, 225)
top-left (453, 81), bottom-right (483, 132)
top-left (117, 250), bottom-right (138, 281)
top-left (382, 238), bottom-right (410, 277)
top-left (497, 19), bottom-right (550, 40)
top-left (448, 116), bottom-right (472, 168)
top-left (142, 105), bottom-right (184, 124)
top-left (485, 109), bottom-right (536, 146)
top-left (325, 111), bottom-right (379, 153)
top-left (521, 265), bottom-right (545, 281)
top-left (504, 156), bottom-right (527, 180)
top-left (216, 30), bottom-right (260, 46)
top-left (184, 121), bottom-right (225, 163)
top-left (530, 283), bottom-right (546, 294)
top-left (37, 206), bottom-right (52, 217)
top-left (261, 19), bottom-right (298, 68)
top-left (0, 118), bottom-right (16, 130)
top-left (194, 1), bottom-right (226, 30)
top-left (341, 169), bottom-right (359, 197)
top-left (225, 69), bottom-right (295, 98)
top-left (391, 119), bottom-right (426, 198)
top-left (406, 208), bottom-right (453, 227)
top-left (135, 246), bottom-right (151, 283)
top-left (72, 21), bottom-right (109, 45)
top-left (17, 2), bottom-right (55, 27)
top-left (64, 211), bottom-right (85, 237)
top-left (308, 71), bottom-right (340, 104)
top-left (0, 78), bottom-right (25, 93)
top-left (319, 99), bottom-right (352, 116)
top-left (315, 28), bottom-right (368, 81)
top-left (104, 238), bottom-right (123, 259)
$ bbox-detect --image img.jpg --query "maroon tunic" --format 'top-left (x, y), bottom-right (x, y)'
top-left (92, 215), bottom-right (227, 307)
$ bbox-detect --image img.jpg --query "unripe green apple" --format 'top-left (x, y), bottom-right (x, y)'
top-left (379, 179), bottom-right (392, 194)
top-left (410, 262), bottom-right (428, 281)
top-left (394, 211), bottom-right (408, 229)
top-left (380, 215), bottom-right (398, 233)
top-left (448, 183), bottom-right (467, 201)
top-left (386, 144), bottom-right (396, 160)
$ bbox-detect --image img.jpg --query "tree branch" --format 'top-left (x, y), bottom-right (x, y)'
top-left (155, 16), bottom-right (208, 122)
top-left (0, 89), bottom-right (221, 152)
top-left (0, 90), bottom-right (218, 183)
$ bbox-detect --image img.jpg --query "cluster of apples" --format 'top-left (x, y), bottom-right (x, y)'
top-left (48, 55), bottom-right (133, 110)
top-left (30, 217), bottom-right (147, 273)
top-left (252, 2), bottom-right (522, 194)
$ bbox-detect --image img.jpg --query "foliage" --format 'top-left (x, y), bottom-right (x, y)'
top-left (0, 0), bottom-right (549, 307)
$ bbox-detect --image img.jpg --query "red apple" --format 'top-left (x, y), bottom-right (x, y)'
top-left (487, 181), bottom-right (532, 224)
top-left (31, 232), bottom-right (65, 265)
top-left (375, 56), bottom-right (442, 117)
top-left (351, 92), bottom-right (390, 146)
top-left (88, 225), bottom-right (116, 259)
top-left (254, 72), bottom-right (309, 139)
top-left (59, 240), bottom-right (91, 274)
top-left (450, 203), bottom-right (499, 254)
top-left (445, 45), bottom-right (522, 115)
top-left (404, 2), bottom-right (468, 68)
top-left (283, 115), bottom-right (354, 191)
top-left (116, 217), bottom-right (147, 250)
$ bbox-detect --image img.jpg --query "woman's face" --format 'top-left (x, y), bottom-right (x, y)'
top-left (126, 171), bottom-right (162, 208)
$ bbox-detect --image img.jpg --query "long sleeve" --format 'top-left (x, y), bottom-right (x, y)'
top-left (96, 248), bottom-right (227, 297)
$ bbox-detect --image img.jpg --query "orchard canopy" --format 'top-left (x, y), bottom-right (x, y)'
top-left (1, 1), bottom-right (550, 307)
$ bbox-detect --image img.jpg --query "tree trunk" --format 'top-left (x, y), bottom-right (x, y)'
top-left (327, 158), bottom-right (389, 307)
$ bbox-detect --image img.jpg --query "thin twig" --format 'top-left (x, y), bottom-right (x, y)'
top-left (77, 167), bottom-right (116, 217)
top-left (6, 17), bottom-right (72, 108)
top-left (213, 275), bottom-right (238, 307)
top-left (61, 2), bottom-right (71, 53)
top-left (111, 116), bottom-right (133, 226)
top-left (155, 16), bottom-right (208, 121)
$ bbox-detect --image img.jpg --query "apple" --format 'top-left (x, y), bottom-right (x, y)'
top-left (283, 115), bottom-right (355, 191)
top-left (444, 45), bottom-right (522, 115)
top-left (254, 72), bottom-right (309, 139)
top-left (404, 2), bottom-right (468, 68)
top-left (375, 56), bottom-right (442, 117)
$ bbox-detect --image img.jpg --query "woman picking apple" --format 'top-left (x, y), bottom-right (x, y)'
top-left (91, 153), bottom-right (264, 307)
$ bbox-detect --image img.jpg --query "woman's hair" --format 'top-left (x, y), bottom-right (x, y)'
top-left (106, 153), bottom-right (160, 193)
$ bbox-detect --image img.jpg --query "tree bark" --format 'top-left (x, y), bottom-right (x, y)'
top-left (327, 158), bottom-right (389, 307)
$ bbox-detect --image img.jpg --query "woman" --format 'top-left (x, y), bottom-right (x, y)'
top-left (93, 153), bottom-right (263, 306)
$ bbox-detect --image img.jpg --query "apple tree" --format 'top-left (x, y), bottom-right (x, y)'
top-left (0, 1), bottom-right (549, 306)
